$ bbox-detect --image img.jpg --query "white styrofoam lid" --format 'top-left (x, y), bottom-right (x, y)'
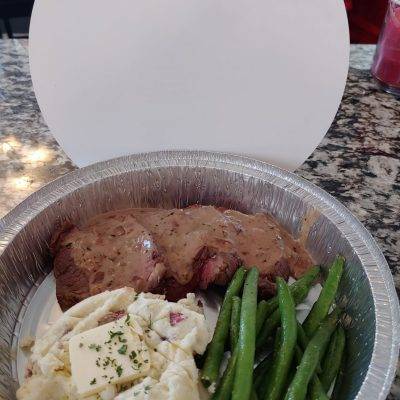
top-left (29, 0), bottom-right (349, 170)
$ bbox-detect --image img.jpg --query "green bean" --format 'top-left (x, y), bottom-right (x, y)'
top-left (294, 344), bottom-right (303, 364)
top-left (212, 297), bottom-right (243, 400)
top-left (273, 327), bottom-right (282, 354)
top-left (256, 300), bottom-right (271, 335)
top-left (320, 325), bottom-right (346, 392)
top-left (232, 268), bottom-right (259, 400)
top-left (230, 296), bottom-right (241, 351)
top-left (297, 322), bottom-right (322, 374)
top-left (264, 278), bottom-right (297, 400)
top-left (256, 266), bottom-right (320, 334)
top-left (303, 256), bottom-right (344, 337)
top-left (309, 376), bottom-right (330, 400)
top-left (257, 330), bottom-right (282, 399)
top-left (256, 308), bottom-right (281, 349)
top-left (284, 367), bottom-right (296, 397)
top-left (257, 271), bottom-right (318, 350)
top-left (289, 266), bottom-right (321, 301)
top-left (331, 346), bottom-right (346, 400)
top-left (201, 267), bottom-right (246, 387)
top-left (211, 349), bottom-right (238, 400)
top-left (293, 345), bottom-right (328, 400)
top-left (297, 322), bottom-right (309, 351)
top-left (284, 309), bottom-right (340, 400)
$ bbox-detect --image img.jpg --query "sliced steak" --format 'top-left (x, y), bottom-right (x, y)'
top-left (52, 206), bottom-right (312, 309)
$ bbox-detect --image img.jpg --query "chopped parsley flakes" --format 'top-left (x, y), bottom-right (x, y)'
top-left (118, 344), bottom-right (128, 355)
top-left (116, 365), bottom-right (123, 377)
top-left (105, 330), bottom-right (124, 344)
top-left (129, 350), bottom-right (137, 361)
top-left (88, 343), bottom-right (102, 352)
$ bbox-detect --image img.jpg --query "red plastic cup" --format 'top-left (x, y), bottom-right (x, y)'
top-left (371, 1), bottom-right (400, 96)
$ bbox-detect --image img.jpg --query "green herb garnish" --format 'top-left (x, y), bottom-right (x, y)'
top-left (118, 344), bottom-right (128, 355)
top-left (105, 330), bottom-right (124, 344)
top-left (89, 343), bottom-right (102, 352)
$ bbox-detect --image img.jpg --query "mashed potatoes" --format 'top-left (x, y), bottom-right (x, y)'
top-left (17, 288), bottom-right (210, 400)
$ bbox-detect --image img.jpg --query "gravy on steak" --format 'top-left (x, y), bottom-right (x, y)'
top-left (52, 206), bottom-right (312, 310)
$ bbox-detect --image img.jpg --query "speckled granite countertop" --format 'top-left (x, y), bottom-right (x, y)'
top-left (1, 40), bottom-right (399, 397)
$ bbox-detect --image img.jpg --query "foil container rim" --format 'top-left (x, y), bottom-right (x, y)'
top-left (0, 150), bottom-right (399, 400)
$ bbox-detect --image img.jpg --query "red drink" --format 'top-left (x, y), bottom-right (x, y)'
top-left (371, 1), bottom-right (400, 96)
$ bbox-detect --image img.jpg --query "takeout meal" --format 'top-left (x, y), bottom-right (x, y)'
top-left (17, 206), bottom-right (347, 400)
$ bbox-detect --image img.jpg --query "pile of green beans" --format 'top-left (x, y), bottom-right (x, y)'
top-left (201, 256), bottom-right (347, 400)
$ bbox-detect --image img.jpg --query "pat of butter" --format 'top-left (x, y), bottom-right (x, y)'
top-left (69, 316), bottom-right (150, 396)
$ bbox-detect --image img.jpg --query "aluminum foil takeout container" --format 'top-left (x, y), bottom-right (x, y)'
top-left (0, 151), bottom-right (399, 399)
